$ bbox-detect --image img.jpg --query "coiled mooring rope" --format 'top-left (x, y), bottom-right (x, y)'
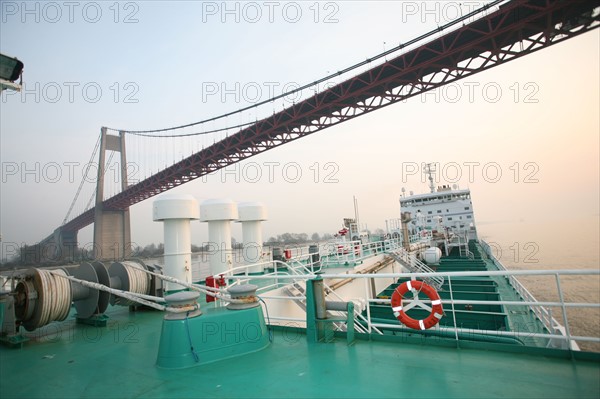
top-left (31, 269), bottom-right (72, 329)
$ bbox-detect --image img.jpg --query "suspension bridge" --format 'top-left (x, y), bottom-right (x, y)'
top-left (31, 0), bottom-right (598, 262)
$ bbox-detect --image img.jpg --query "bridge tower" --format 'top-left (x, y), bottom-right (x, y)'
top-left (93, 127), bottom-right (132, 261)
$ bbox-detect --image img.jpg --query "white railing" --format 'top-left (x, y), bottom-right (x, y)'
top-left (208, 244), bottom-right (393, 332)
top-left (222, 269), bottom-right (600, 350)
top-left (318, 278), bottom-right (376, 334)
top-left (254, 237), bottom-right (404, 273)
top-left (320, 240), bottom-right (366, 266)
top-left (447, 231), bottom-right (473, 259)
top-left (386, 247), bottom-right (444, 289)
top-left (206, 236), bottom-right (434, 330)
top-left (202, 239), bottom-right (598, 350)
top-left (410, 230), bottom-right (432, 243)
top-left (479, 240), bottom-right (566, 343)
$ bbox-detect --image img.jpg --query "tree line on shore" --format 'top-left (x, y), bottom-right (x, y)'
top-left (0, 232), bottom-right (337, 267)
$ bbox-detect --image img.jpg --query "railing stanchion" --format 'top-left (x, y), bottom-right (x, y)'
top-left (447, 275), bottom-right (460, 344)
top-left (365, 277), bottom-right (372, 334)
top-left (555, 273), bottom-right (573, 351)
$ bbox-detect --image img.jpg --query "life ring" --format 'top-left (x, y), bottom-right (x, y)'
top-left (391, 280), bottom-right (443, 330)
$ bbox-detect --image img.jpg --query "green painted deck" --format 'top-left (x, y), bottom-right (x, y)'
top-left (2, 242), bottom-right (599, 398)
top-left (370, 242), bottom-right (553, 347)
top-left (1, 304), bottom-right (599, 399)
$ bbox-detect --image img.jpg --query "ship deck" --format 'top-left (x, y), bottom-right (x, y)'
top-left (2, 240), bottom-right (600, 398)
top-left (1, 304), bottom-right (599, 399)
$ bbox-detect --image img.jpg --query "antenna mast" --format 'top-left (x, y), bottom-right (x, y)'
top-left (425, 163), bottom-right (436, 193)
top-left (353, 196), bottom-right (360, 229)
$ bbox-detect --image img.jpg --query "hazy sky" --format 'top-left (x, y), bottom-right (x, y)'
top-left (1, 1), bottom-right (598, 260)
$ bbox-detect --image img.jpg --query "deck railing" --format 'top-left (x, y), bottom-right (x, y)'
top-left (223, 269), bottom-right (600, 351)
top-left (386, 247), bottom-right (444, 290)
top-left (201, 237), bottom-right (599, 350)
top-left (479, 240), bottom-right (569, 346)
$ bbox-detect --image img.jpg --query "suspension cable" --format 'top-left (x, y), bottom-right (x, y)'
top-left (106, 0), bottom-right (505, 135)
top-left (62, 133), bottom-right (101, 224)
top-left (125, 121), bottom-right (255, 138)
top-left (83, 149), bottom-right (116, 211)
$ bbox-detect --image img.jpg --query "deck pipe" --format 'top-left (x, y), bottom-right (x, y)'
top-left (153, 194), bottom-right (199, 291)
top-left (237, 202), bottom-right (267, 273)
top-left (370, 317), bottom-right (524, 345)
top-left (200, 199), bottom-right (239, 276)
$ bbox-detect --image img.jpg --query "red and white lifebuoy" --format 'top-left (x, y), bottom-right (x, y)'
top-left (391, 280), bottom-right (443, 330)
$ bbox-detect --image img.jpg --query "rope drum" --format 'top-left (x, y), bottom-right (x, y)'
top-left (17, 268), bottom-right (71, 331)
top-left (108, 261), bottom-right (150, 306)
top-left (13, 260), bottom-right (151, 331)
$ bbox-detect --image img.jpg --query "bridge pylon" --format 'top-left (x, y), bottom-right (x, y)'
top-left (93, 127), bottom-right (132, 261)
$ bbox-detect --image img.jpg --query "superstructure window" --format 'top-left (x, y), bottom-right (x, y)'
top-left (437, 210), bottom-right (442, 213)
top-left (464, 207), bottom-right (470, 210)
top-left (466, 215), bottom-right (472, 219)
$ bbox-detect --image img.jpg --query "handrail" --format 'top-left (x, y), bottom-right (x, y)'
top-left (370, 297), bottom-right (600, 309)
top-left (202, 239), bottom-right (598, 349)
top-left (221, 270), bottom-right (599, 282)
top-left (319, 279), bottom-right (375, 334)
top-left (479, 240), bottom-right (569, 343)
top-left (369, 323), bottom-right (600, 344)
top-left (386, 247), bottom-right (444, 289)
top-left (409, 230), bottom-right (433, 243)
top-left (225, 268), bottom-right (599, 349)
top-left (272, 258), bottom-right (373, 334)
top-left (218, 244), bottom-right (391, 335)
top-left (320, 238), bottom-right (403, 267)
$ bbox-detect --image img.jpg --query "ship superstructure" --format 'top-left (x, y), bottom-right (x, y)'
top-left (400, 164), bottom-right (477, 241)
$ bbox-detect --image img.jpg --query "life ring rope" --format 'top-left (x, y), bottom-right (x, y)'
top-left (390, 279), bottom-right (444, 330)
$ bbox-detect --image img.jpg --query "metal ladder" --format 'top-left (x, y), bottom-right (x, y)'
top-left (386, 247), bottom-right (444, 290)
top-left (283, 281), bottom-right (307, 311)
top-left (458, 233), bottom-right (474, 259)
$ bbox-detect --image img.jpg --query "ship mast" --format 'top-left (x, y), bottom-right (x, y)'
top-left (353, 195), bottom-right (360, 230)
top-left (425, 163), bottom-right (436, 193)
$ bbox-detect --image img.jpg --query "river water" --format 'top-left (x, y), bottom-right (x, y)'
top-left (478, 216), bottom-right (600, 351)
